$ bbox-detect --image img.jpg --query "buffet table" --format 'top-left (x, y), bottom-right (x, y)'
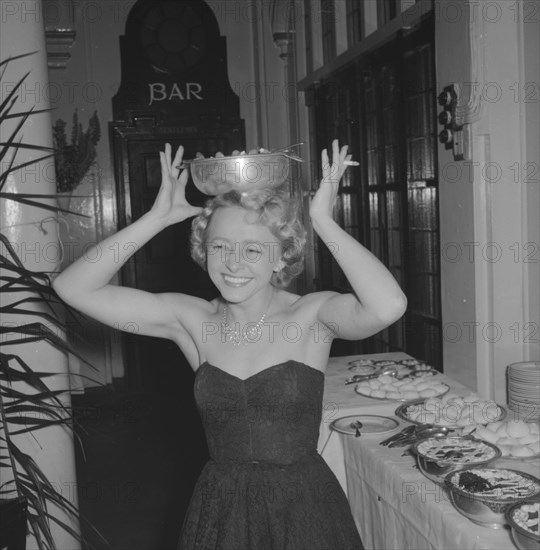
top-left (318, 353), bottom-right (539, 550)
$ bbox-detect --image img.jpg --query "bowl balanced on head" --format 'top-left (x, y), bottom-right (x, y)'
top-left (183, 146), bottom-right (301, 196)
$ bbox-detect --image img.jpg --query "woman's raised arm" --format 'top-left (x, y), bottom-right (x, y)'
top-left (309, 139), bottom-right (407, 340)
top-left (52, 144), bottom-right (203, 340)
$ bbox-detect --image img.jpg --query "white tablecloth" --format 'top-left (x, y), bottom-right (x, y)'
top-left (317, 353), bottom-right (539, 550)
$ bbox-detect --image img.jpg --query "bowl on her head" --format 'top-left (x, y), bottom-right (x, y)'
top-left (189, 153), bottom-right (299, 195)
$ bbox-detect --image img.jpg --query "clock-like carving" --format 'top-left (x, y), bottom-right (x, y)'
top-left (138, 2), bottom-right (207, 75)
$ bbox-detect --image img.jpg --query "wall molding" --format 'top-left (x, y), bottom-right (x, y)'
top-left (45, 29), bottom-right (76, 69)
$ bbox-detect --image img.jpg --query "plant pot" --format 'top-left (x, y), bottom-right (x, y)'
top-left (0, 497), bottom-right (27, 550)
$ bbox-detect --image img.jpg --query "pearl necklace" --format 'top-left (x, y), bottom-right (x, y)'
top-left (221, 291), bottom-right (273, 346)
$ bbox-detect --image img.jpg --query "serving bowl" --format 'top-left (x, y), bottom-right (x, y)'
top-left (396, 397), bottom-right (506, 429)
top-left (505, 499), bottom-right (540, 550)
top-left (444, 467), bottom-right (540, 529)
top-left (189, 152), bottom-right (302, 195)
top-left (412, 436), bottom-right (500, 484)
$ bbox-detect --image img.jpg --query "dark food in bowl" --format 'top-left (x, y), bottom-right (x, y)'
top-left (458, 471), bottom-right (498, 492)
top-left (445, 468), bottom-right (540, 528)
top-left (450, 469), bottom-right (540, 501)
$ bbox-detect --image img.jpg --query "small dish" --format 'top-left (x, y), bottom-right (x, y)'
top-left (506, 499), bottom-right (540, 550)
top-left (330, 415), bottom-right (400, 436)
top-left (347, 360), bottom-right (378, 375)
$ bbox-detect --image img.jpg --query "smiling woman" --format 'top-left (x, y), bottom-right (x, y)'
top-left (53, 141), bottom-right (407, 550)
top-left (190, 188), bottom-right (306, 290)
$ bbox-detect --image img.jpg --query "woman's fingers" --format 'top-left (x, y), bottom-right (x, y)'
top-left (340, 144), bottom-right (349, 163)
top-left (171, 145), bottom-right (184, 179)
top-left (164, 143), bottom-right (172, 171)
top-left (332, 139), bottom-right (340, 162)
top-left (177, 165), bottom-right (190, 186)
top-left (321, 148), bottom-right (330, 177)
top-left (159, 151), bottom-right (170, 185)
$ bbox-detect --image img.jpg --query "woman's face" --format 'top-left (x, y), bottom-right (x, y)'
top-left (205, 206), bottom-right (282, 304)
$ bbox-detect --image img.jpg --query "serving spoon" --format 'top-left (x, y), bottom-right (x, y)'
top-left (345, 365), bottom-right (398, 385)
top-left (379, 425), bottom-right (416, 446)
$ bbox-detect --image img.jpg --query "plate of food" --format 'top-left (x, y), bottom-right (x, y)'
top-left (468, 419), bottom-right (540, 460)
top-left (354, 373), bottom-right (449, 401)
top-left (395, 393), bottom-right (506, 429)
top-left (412, 435), bottom-right (501, 484)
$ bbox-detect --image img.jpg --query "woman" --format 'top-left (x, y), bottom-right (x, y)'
top-left (53, 140), bottom-right (407, 549)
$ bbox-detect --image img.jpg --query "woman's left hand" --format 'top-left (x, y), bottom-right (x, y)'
top-left (309, 139), bottom-right (353, 221)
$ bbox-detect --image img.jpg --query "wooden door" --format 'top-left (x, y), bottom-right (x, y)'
top-left (111, 117), bottom-right (244, 391)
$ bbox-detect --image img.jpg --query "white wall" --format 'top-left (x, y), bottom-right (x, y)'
top-left (435, 0), bottom-right (539, 402)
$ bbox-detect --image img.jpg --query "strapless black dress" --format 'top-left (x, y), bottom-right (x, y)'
top-left (178, 360), bottom-right (363, 550)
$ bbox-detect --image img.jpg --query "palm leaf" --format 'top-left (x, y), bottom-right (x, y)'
top-left (0, 70), bottom-right (30, 118)
top-left (0, 324), bottom-right (94, 369)
top-left (0, 297), bottom-right (65, 326)
top-left (0, 142), bottom-right (55, 152)
top-left (0, 107), bottom-right (39, 169)
top-left (0, 51), bottom-right (39, 70)
top-left (2, 108), bottom-right (51, 120)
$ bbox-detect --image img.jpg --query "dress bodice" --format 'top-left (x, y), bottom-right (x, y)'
top-left (194, 360), bottom-right (324, 465)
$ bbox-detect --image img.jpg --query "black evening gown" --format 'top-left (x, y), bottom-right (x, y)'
top-left (178, 360), bottom-right (364, 550)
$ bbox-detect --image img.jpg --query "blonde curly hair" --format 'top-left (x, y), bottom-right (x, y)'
top-left (190, 188), bottom-right (306, 287)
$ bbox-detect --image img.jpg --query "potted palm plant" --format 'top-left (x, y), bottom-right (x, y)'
top-left (0, 53), bottom-right (105, 550)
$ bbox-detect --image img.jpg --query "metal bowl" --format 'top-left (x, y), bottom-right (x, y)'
top-left (444, 468), bottom-right (540, 529)
top-left (505, 499), bottom-right (540, 550)
top-left (189, 153), bottom-right (301, 195)
top-left (412, 436), bottom-right (500, 485)
top-left (395, 399), bottom-right (507, 429)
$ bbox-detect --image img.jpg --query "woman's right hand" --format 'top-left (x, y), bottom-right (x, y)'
top-left (149, 143), bottom-right (203, 226)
